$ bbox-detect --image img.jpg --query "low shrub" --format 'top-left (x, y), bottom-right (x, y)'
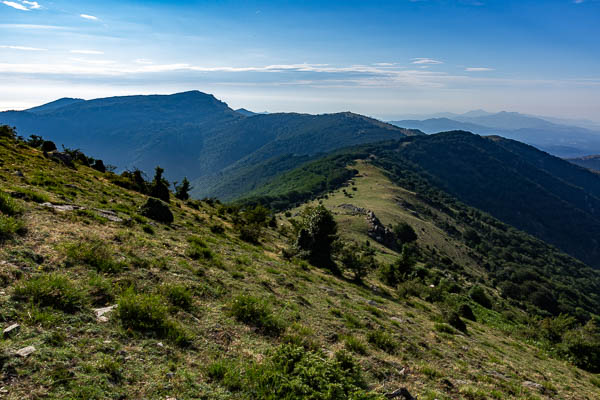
top-left (116, 288), bottom-right (191, 346)
top-left (458, 304), bottom-right (476, 321)
top-left (367, 330), bottom-right (398, 354)
top-left (344, 335), bottom-right (368, 355)
top-left (443, 310), bottom-right (467, 333)
top-left (229, 294), bottom-right (285, 336)
top-left (0, 215), bottom-right (26, 241)
top-left (0, 192), bottom-right (22, 215)
top-left (13, 273), bottom-right (86, 312)
top-left (469, 285), bottom-right (492, 309)
top-left (163, 284), bottom-right (193, 311)
top-left (139, 197), bottom-right (173, 224)
top-left (65, 239), bottom-right (126, 273)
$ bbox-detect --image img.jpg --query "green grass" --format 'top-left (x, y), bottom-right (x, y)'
top-left (228, 294), bottom-right (286, 336)
top-left (65, 239), bottom-right (126, 273)
top-left (13, 273), bottom-right (87, 313)
top-left (367, 330), bottom-right (398, 354)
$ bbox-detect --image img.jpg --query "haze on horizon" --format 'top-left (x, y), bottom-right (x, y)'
top-left (1, 0), bottom-right (599, 122)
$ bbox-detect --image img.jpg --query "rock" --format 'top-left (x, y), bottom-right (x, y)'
top-left (94, 305), bottom-right (117, 322)
top-left (366, 211), bottom-right (397, 249)
top-left (93, 209), bottom-right (123, 222)
top-left (15, 346), bottom-right (36, 357)
top-left (367, 300), bottom-right (379, 306)
top-left (337, 203), bottom-right (367, 215)
top-left (522, 381), bottom-right (544, 392)
top-left (140, 198), bottom-right (174, 224)
top-left (46, 150), bottom-right (74, 168)
top-left (157, 342), bottom-right (164, 347)
top-left (41, 140), bottom-right (57, 152)
top-left (2, 324), bottom-right (20, 338)
top-left (386, 387), bottom-right (416, 400)
top-left (13, 170), bottom-right (24, 177)
top-left (92, 159), bottom-right (106, 173)
top-left (390, 317), bottom-right (403, 323)
top-left (42, 202), bottom-right (84, 212)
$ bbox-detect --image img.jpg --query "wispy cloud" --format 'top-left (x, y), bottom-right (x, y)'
top-left (0, 24), bottom-right (68, 30)
top-left (70, 49), bottom-right (104, 55)
top-left (0, 45), bottom-right (46, 51)
top-left (411, 58), bottom-right (443, 65)
top-left (80, 14), bottom-right (99, 21)
top-left (3, 1), bottom-right (29, 11)
top-left (465, 67), bottom-right (494, 71)
top-left (22, 0), bottom-right (40, 8)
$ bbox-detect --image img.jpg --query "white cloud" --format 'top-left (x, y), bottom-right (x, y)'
top-left (3, 1), bottom-right (29, 11)
top-left (70, 49), bottom-right (104, 55)
top-left (135, 58), bottom-right (154, 65)
top-left (80, 14), bottom-right (98, 20)
top-left (0, 45), bottom-right (46, 51)
top-left (0, 24), bottom-right (67, 30)
top-left (22, 1), bottom-right (40, 9)
top-left (411, 58), bottom-right (443, 65)
top-left (466, 67), bottom-right (495, 72)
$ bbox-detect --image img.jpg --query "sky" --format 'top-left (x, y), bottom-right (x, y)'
top-left (1, 0), bottom-right (599, 121)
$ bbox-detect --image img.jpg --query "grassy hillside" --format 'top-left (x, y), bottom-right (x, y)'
top-left (1, 129), bottom-right (599, 399)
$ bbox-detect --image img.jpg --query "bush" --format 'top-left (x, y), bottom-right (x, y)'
top-left (229, 294), bottom-right (285, 336)
top-left (0, 215), bottom-right (26, 241)
top-left (246, 345), bottom-right (378, 400)
top-left (444, 310), bottom-right (467, 333)
top-left (13, 273), bottom-right (86, 313)
top-left (140, 197), bottom-right (173, 224)
top-left (344, 335), bottom-right (368, 355)
top-left (149, 166), bottom-right (170, 202)
top-left (560, 320), bottom-right (600, 372)
top-left (469, 285), bottom-right (492, 309)
top-left (0, 192), bottom-right (22, 216)
top-left (116, 288), bottom-right (190, 346)
top-left (163, 284), bottom-right (193, 311)
top-left (186, 236), bottom-right (213, 260)
top-left (458, 304), bottom-right (476, 321)
top-left (65, 239), bottom-right (126, 273)
top-left (393, 222), bottom-right (417, 245)
top-left (340, 242), bottom-right (378, 282)
top-left (295, 205), bottom-right (338, 269)
top-left (379, 244), bottom-right (417, 286)
top-left (367, 330), bottom-right (398, 354)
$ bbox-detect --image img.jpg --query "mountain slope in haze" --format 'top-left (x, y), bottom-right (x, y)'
top-left (0, 91), bottom-right (421, 196)
top-left (1, 131), bottom-right (599, 399)
top-left (569, 155), bottom-right (600, 173)
top-left (390, 112), bottom-right (600, 158)
top-left (244, 131), bottom-right (600, 269)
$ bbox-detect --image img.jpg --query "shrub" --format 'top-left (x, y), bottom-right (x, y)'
top-left (229, 294), bottom-right (285, 336)
top-left (163, 284), bottom-right (193, 311)
top-left (10, 187), bottom-right (49, 203)
top-left (65, 239), bottom-right (126, 273)
top-left (238, 223), bottom-right (262, 244)
top-left (379, 244), bottom-right (417, 286)
top-left (367, 330), bottom-right (398, 354)
top-left (186, 236), bottom-right (213, 260)
top-left (434, 323), bottom-right (457, 334)
top-left (443, 310), bottom-right (467, 333)
top-left (559, 320), bottom-right (600, 373)
top-left (295, 205), bottom-right (338, 269)
top-left (246, 345), bottom-right (377, 400)
top-left (149, 166), bottom-right (170, 202)
top-left (469, 285), bottom-right (492, 309)
top-left (0, 192), bottom-right (22, 216)
top-left (458, 304), bottom-right (476, 321)
top-left (116, 288), bottom-right (191, 346)
top-left (88, 273), bottom-right (114, 306)
top-left (13, 273), bottom-right (86, 312)
top-left (393, 222), bottom-right (417, 245)
top-left (210, 224), bottom-right (225, 234)
top-left (340, 242), bottom-right (378, 282)
top-left (0, 215), bottom-right (26, 241)
top-left (140, 197), bottom-right (173, 224)
top-left (344, 335), bottom-right (368, 355)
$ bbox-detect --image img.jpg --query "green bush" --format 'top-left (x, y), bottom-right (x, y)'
top-left (340, 242), bottom-right (378, 282)
top-left (367, 330), bottom-right (398, 354)
top-left (379, 244), bottom-right (417, 286)
top-left (393, 222), bottom-right (417, 245)
top-left (13, 273), bottom-right (86, 312)
top-left (295, 205), bottom-right (338, 269)
top-left (140, 197), bottom-right (173, 224)
top-left (443, 311), bottom-right (467, 333)
top-left (163, 284), bottom-right (193, 311)
top-left (186, 236), bottom-right (214, 260)
top-left (65, 239), bottom-right (126, 273)
top-left (458, 304), bottom-right (476, 321)
top-left (246, 345), bottom-right (379, 400)
top-left (469, 285), bottom-right (492, 309)
top-left (0, 192), bottom-right (22, 215)
top-left (229, 294), bottom-right (285, 336)
top-left (88, 273), bottom-right (114, 306)
top-left (116, 288), bottom-right (191, 346)
top-left (0, 215), bottom-right (26, 241)
top-left (344, 335), bottom-right (368, 355)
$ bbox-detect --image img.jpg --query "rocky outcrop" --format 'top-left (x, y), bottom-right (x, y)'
top-left (367, 211), bottom-right (397, 249)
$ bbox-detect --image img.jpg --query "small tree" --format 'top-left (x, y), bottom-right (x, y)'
top-left (340, 241), bottom-right (378, 282)
top-left (150, 166), bottom-right (170, 202)
top-left (379, 243), bottom-right (418, 286)
top-left (0, 125), bottom-right (16, 139)
top-left (393, 222), bottom-right (417, 245)
top-left (295, 205), bottom-right (338, 270)
top-left (174, 177), bottom-right (192, 201)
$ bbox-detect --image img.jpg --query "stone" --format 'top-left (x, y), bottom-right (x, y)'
top-left (2, 324), bottom-right (20, 338)
top-left (522, 381), bottom-right (544, 392)
top-left (366, 211), bottom-right (397, 249)
top-left (385, 387), bottom-right (416, 400)
top-left (15, 346), bottom-right (36, 357)
top-left (140, 197), bottom-right (174, 224)
top-left (41, 202), bottom-right (84, 212)
top-left (94, 305), bottom-right (117, 322)
top-left (93, 209), bottom-right (123, 222)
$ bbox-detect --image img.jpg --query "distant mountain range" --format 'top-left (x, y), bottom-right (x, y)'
top-left (0, 91), bottom-right (421, 198)
top-left (390, 111), bottom-right (600, 158)
top-left (568, 155), bottom-right (600, 173)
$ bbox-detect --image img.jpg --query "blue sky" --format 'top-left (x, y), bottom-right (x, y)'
top-left (1, 0), bottom-right (599, 120)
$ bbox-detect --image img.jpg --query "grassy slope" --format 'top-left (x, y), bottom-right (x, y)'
top-left (0, 139), bottom-right (599, 399)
